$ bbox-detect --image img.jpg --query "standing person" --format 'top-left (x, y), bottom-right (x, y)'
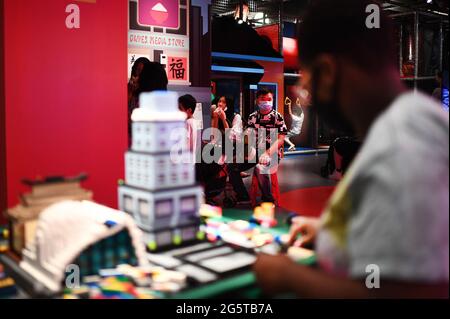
top-left (210, 96), bottom-right (250, 178)
top-left (128, 57), bottom-right (151, 145)
top-left (128, 57), bottom-right (151, 110)
top-left (228, 89), bottom-right (288, 204)
top-left (137, 61), bottom-right (168, 96)
top-left (253, 0), bottom-right (448, 298)
top-left (178, 94), bottom-right (198, 152)
top-left (284, 100), bottom-right (305, 152)
top-left (128, 61), bottom-right (168, 145)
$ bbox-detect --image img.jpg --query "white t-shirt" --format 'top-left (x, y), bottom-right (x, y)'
top-left (186, 118), bottom-right (197, 153)
top-left (316, 91), bottom-right (449, 283)
top-left (289, 113), bottom-right (305, 135)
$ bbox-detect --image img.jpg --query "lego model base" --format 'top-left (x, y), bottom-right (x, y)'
top-left (118, 184), bottom-right (203, 233)
top-left (145, 240), bottom-right (257, 288)
top-left (0, 253), bottom-right (59, 298)
top-left (143, 223), bottom-right (203, 253)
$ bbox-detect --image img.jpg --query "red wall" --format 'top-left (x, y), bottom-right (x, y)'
top-left (1, 0), bottom-right (6, 223)
top-left (283, 37), bottom-right (299, 70)
top-left (3, 0), bottom-right (127, 217)
top-left (255, 24), bottom-right (279, 53)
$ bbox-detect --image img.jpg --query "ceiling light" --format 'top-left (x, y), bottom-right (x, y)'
top-left (254, 12), bottom-right (264, 20)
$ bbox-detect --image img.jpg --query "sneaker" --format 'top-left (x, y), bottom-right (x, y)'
top-left (288, 145), bottom-right (296, 152)
top-left (328, 170), bottom-right (343, 181)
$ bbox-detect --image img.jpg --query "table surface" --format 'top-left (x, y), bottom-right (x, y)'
top-left (1, 208), bottom-right (314, 299)
top-left (170, 208), bottom-right (315, 299)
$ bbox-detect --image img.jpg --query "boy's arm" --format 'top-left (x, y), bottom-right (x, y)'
top-left (254, 254), bottom-right (449, 298)
top-left (263, 113), bottom-right (288, 158)
top-left (210, 105), bottom-right (220, 142)
top-left (265, 134), bottom-right (285, 157)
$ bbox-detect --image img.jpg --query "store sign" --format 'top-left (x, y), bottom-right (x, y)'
top-left (128, 0), bottom-right (190, 85)
top-left (129, 31), bottom-right (188, 50)
top-left (167, 57), bottom-right (188, 81)
top-left (138, 0), bottom-right (180, 29)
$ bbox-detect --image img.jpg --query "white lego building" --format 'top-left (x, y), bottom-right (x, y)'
top-left (20, 200), bottom-right (148, 293)
top-left (119, 91), bottom-right (203, 251)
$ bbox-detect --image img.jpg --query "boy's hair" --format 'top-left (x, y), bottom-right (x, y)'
top-left (256, 88), bottom-right (273, 98)
top-left (178, 94), bottom-right (197, 113)
top-left (298, 0), bottom-right (396, 73)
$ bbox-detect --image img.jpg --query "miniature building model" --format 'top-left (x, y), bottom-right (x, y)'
top-left (6, 174), bottom-right (93, 256)
top-left (20, 200), bottom-right (148, 292)
top-left (118, 91), bottom-right (203, 251)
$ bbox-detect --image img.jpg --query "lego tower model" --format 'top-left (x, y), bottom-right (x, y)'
top-left (118, 91), bottom-right (203, 251)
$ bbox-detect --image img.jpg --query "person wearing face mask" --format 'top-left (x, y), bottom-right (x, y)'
top-left (253, 0), bottom-right (448, 298)
top-left (228, 88), bottom-right (288, 204)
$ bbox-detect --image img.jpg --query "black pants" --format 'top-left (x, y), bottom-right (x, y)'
top-left (228, 162), bottom-right (275, 203)
top-left (325, 137), bottom-right (361, 174)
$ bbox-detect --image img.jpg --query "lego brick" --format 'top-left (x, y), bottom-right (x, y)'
top-left (199, 252), bottom-right (257, 273)
top-left (146, 253), bottom-right (182, 268)
top-left (175, 264), bottom-right (218, 284)
top-left (180, 226), bottom-right (198, 242)
top-left (125, 151), bottom-right (194, 190)
top-left (184, 246), bottom-right (234, 263)
top-left (156, 230), bottom-right (174, 247)
top-left (164, 242), bottom-right (217, 257)
top-left (139, 91), bottom-right (179, 112)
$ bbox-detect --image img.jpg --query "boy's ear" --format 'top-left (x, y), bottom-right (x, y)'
top-left (314, 54), bottom-right (338, 103)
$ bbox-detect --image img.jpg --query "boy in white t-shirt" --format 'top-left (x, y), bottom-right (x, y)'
top-left (178, 94), bottom-right (198, 153)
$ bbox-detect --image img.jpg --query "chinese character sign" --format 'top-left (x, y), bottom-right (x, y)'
top-left (168, 57), bottom-right (187, 81)
top-left (138, 0), bottom-right (180, 29)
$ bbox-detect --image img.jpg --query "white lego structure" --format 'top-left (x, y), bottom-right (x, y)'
top-left (125, 152), bottom-right (194, 190)
top-left (119, 91), bottom-right (203, 251)
top-left (20, 200), bottom-right (148, 293)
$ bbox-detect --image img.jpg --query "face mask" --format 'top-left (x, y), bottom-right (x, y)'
top-left (310, 65), bottom-right (355, 136)
top-left (258, 100), bottom-right (273, 114)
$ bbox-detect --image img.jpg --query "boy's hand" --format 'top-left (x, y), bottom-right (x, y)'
top-left (258, 153), bottom-right (271, 166)
top-left (288, 216), bottom-right (320, 247)
top-left (253, 254), bottom-right (293, 295)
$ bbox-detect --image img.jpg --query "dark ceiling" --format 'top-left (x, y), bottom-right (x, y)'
top-left (212, 0), bottom-right (449, 24)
